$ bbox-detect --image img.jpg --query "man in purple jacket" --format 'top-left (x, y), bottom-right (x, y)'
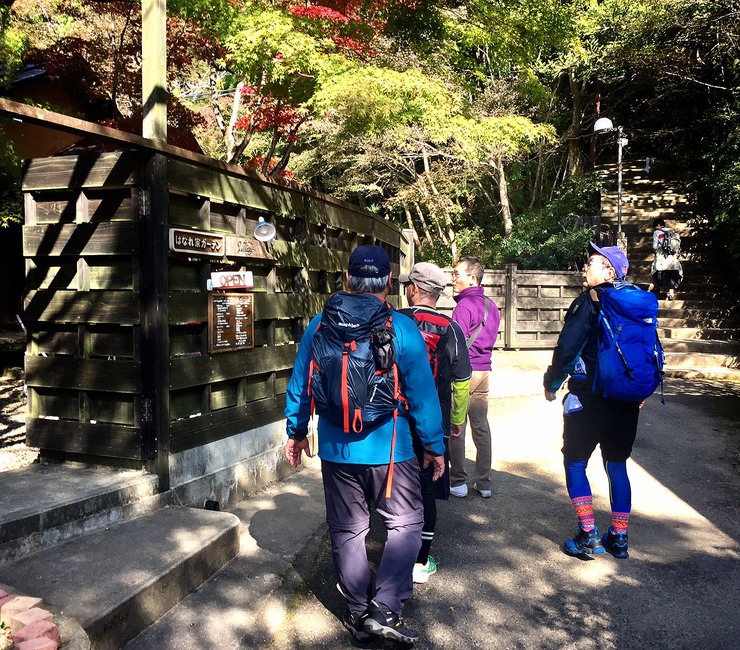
top-left (449, 257), bottom-right (501, 498)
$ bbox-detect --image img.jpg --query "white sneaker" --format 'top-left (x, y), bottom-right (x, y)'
top-left (449, 484), bottom-right (468, 498)
top-left (473, 483), bottom-right (492, 498)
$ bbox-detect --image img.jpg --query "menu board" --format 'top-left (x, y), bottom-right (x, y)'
top-left (208, 293), bottom-right (254, 353)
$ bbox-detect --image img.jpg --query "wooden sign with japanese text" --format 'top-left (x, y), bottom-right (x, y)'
top-left (169, 228), bottom-right (224, 257)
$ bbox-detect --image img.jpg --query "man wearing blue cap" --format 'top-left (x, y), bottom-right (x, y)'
top-left (543, 243), bottom-right (640, 560)
top-left (284, 245), bottom-right (445, 645)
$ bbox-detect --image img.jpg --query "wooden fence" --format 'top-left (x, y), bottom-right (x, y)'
top-left (435, 267), bottom-right (582, 348)
top-left (21, 150), bottom-right (412, 487)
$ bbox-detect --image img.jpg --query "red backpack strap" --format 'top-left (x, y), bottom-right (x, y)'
top-left (384, 363), bottom-right (401, 499)
top-left (341, 340), bottom-right (359, 433)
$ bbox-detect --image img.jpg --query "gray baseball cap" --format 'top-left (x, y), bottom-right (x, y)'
top-left (398, 262), bottom-right (448, 294)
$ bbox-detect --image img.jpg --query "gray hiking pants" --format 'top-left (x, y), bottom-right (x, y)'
top-left (321, 458), bottom-right (423, 616)
top-left (449, 370), bottom-right (493, 490)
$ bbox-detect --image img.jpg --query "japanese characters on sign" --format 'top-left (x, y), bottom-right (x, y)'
top-left (168, 228), bottom-right (275, 261)
top-left (169, 228), bottom-right (224, 257)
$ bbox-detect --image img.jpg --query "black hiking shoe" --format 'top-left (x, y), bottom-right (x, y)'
top-left (342, 608), bottom-right (372, 642)
top-left (363, 600), bottom-right (419, 644)
top-left (564, 526), bottom-right (606, 556)
top-left (602, 530), bottom-right (630, 559)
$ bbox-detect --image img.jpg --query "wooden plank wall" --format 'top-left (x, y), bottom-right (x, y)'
top-left (21, 151), bottom-right (412, 465)
top-left (22, 152), bottom-right (143, 461)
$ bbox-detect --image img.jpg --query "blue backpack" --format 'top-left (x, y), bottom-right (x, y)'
top-left (309, 292), bottom-right (402, 433)
top-left (593, 282), bottom-right (665, 402)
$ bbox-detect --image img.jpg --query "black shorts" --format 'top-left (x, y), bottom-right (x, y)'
top-left (562, 393), bottom-right (640, 463)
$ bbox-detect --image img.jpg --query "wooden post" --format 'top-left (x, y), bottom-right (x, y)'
top-left (142, 0), bottom-right (167, 143)
top-left (505, 263), bottom-right (517, 349)
top-left (139, 153), bottom-right (170, 489)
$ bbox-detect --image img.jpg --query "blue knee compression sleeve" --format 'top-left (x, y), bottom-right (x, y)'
top-left (604, 459), bottom-right (631, 512)
top-left (564, 459), bottom-right (591, 500)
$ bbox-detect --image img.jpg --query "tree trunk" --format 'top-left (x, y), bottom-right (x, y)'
top-left (270, 138), bottom-right (296, 178)
top-left (566, 68), bottom-right (583, 178)
top-left (111, 4), bottom-right (134, 116)
top-left (529, 144), bottom-right (546, 210)
top-left (403, 204), bottom-right (421, 247)
top-left (412, 201), bottom-right (434, 246)
top-left (226, 82), bottom-right (245, 162)
top-left (493, 156), bottom-right (513, 236)
top-left (261, 127), bottom-right (281, 175)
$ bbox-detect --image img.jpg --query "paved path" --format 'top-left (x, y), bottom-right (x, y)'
top-left (128, 378), bottom-right (740, 649)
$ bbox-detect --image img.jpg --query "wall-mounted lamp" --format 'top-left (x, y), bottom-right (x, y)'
top-left (254, 216), bottom-right (276, 243)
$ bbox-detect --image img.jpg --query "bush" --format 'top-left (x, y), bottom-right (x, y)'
top-left (489, 173), bottom-right (602, 270)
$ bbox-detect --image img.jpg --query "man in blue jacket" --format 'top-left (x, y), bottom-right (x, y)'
top-left (449, 257), bottom-right (500, 498)
top-left (284, 245), bottom-right (445, 646)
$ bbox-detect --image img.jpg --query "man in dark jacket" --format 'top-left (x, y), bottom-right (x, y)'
top-left (544, 243), bottom-right (640, 559)
top-left (449, 257), bottom-right (500, 498)
top-left (399, 262), bottom-right (472, 584)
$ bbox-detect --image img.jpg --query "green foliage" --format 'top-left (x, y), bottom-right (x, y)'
top-left (0, 133), bottom-right (22, 228)
top-left (491, 173), bottom-right (602, 269)
top-left (311, 64), bottom-right (459, 137)
top-left (0, 6), bottom-right (29, 87)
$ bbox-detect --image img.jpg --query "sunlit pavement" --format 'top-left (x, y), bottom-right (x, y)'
top-left (127, 377), bottom-right (739, 649)
top-left (274, 378), bottom-right (740, 649)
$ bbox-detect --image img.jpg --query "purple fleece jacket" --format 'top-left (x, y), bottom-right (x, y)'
top-left (452, 285), bottom-right (500, 371)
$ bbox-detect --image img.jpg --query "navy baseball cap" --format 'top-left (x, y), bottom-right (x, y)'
top-left (588, 242), bottom-right (629, 279)
top-left (348, 245), bottom-right (391, 278)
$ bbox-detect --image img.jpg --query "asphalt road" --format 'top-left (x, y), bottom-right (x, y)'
top-left (272, 379), bottom-right (740, 650)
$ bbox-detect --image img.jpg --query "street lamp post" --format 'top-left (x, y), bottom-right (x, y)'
top-left (594, 117), bottom-right (628, 251)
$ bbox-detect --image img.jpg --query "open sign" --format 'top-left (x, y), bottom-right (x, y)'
top-left (210, 271), bottom-right (254, 289)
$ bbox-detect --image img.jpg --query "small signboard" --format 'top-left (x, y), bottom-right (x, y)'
top-left (224, 235), bottom-right (275, 260)
top-left (210, 270), bottom-right (254, 290)
top-left (169, 228), bottom-right (225, 257)
top-left (208, 293), bottom-right (254, 353)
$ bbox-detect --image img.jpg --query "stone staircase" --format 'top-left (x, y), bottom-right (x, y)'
top-left (598, 161), bottom-right (740, 381)
top-left (0, 464), bottom-right (240, 649)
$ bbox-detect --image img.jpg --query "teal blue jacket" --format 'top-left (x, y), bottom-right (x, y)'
top-left (285, 300), bottom-right (445, 465)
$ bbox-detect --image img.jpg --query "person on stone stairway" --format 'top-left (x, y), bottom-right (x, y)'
top-left (651, 217), bottom-right (683, 300)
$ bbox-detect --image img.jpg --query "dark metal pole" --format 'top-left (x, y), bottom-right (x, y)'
top-left (617, 125), bottom-right (623, 237)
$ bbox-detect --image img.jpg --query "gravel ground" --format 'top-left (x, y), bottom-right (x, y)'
top-left (0, 371), bottom-right (38, 472)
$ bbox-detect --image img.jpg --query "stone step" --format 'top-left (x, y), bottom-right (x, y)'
top-left (661, 338), bottom-right (740, 355)
top-left (0, 465), bottom-right (160, 566)
top-left (123, 464), bottom-right (327, 650)
top-left (0, 506), bottom-right (240, 650)
top-left (664, 351), bottom-right (738, 369)
top-left (657, 301), bottom-right (725, 314)
top-left (664, 366), bottom-right (740, 382)
top-left (658, 327), bottom-right (739, 341)
top-left (658, 317), bottom-right (704, 328)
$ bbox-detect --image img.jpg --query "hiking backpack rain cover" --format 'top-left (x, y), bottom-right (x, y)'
top-left (309, 292), bottom-right (400, 433)
top-left (594, 282), bottom-right (665, 402)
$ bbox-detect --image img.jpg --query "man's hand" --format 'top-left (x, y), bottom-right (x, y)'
top-left (423, 452), bottom-right (446, 481)
top-left (450, 423), bottom-right (465, 439)
top-left (285, 437), bottom-right (311, 468)
top-left (544, 389), bottom-right (557, 402)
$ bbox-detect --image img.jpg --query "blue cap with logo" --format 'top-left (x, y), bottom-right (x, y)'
top-left (348, 245), bottom-right (391, 278)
